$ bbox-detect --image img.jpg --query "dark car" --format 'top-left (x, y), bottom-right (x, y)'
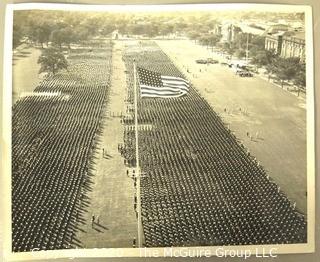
top-left (239, 71), bottom-right (253, 77)
top-left (196, 59), bottom-right (208, 64)
top-left (207, 58), bottom-right (219, 64)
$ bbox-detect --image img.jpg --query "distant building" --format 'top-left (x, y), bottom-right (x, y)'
top-left (111, 30), bottom-right (119, 39)
top-left (290, 21), bottom-right (304, 32)
top-left (239, 23), bottom-right (266, 36)
top-left (280, 32), bottom-right (305, 61)
top-left (266, 24), bottom-right (289, 34)
top-left (215, 22), bottom-right (265, 43)
top-left (216, 23), bottom-right (241, 43)
top-left (213, 24), bottom-right (222, 35)
top-left (264, 31), bottom-right (305, 61)
top-left (264, 23), bottom-right (290, 54)
top-left (216, 20), bottom-right (305, 62)
top-left (265, 32), bottom-right (285, 54)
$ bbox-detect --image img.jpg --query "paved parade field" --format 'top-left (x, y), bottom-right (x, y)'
top-left (157, 39), bottom-right (307, 214)
top-left (74, 41), bottom-right (137, 248)
top-left (12, 44), bottom-right (41, 104)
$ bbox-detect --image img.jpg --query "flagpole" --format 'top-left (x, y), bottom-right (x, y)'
top-left (133, 61), bottom-right (142, 248)
top-left (246, 33), bottom-right (249, 64)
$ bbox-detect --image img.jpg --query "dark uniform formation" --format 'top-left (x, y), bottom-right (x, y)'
top-left (11, 39), bottom-right (307, 252)
top-left (11, 39), bottom-right (112, 252)
top-left (123, 41), bottom-right (307, 247)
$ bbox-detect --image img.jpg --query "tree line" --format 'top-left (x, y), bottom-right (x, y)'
top-left (15, 9), bottom-right (303, 48)
top-left (13, 10), bottom-right (222, 49)
top-left (13, 10), bottom-right (305, 92)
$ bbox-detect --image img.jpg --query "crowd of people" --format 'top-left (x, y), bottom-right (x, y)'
top-left (11, 40), bottom-right (113, 252)
top-left (123, 41), bottom-right (307, 247)
top-left (11, 39), bottom-right (307, 252)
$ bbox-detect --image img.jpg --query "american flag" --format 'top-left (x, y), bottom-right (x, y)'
top-left (137, 67), bottom-right (189, 98)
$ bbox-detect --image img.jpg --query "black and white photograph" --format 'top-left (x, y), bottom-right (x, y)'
top-left (1, 2), bottom-right (315, 260)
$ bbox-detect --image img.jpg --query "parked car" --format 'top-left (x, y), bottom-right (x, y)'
top-left (238, 65), bottom-right (248, 71)
top-left (239, 71), bottom-right (253, 77)
top-left (196, 59), bottom-right (208, 64)
top-left (207, 58), bottom-right (219, 64)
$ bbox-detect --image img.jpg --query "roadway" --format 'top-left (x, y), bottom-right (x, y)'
top-left (12, 44), bottom-right (42, 104)
top-left (74, 41), bottom-right (137, 248)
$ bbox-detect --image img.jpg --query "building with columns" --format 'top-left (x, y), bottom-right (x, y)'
top-left (264, 33), bottom-right (284, 54)
top-left (265, 31), bottom-right (305, 61)
top-left (214, 23), bottom-right (242, 43)
top-left (280, 32), bottom-right (305, 61)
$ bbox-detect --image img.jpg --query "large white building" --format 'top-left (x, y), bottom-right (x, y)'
top-left (265, 30), bottom-right (305, 61)
top-left (280, 32), bottom-right (305, 61)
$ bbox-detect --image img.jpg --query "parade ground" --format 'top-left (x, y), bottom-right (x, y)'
top-left (12, 39), bottom-right (308, 249)
top-left (12, 44), bottom-right (41, 104)
top-left (73, 42), bottom-right (137, 248)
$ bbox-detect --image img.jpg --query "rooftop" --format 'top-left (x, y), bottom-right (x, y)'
top-left (284, 31), bottom-right (305, 40)
top-left (293, 31), bottom-right (305, 40)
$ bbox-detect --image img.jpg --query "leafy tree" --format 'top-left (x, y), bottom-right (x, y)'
top-left (36, 21), bottom-right (54, 48)
top-left (13, 11), bottom-right (30, 47)
top-left (38, 47), bottom-right (68, 76)
top-left (81, 16), bottom-right (104, 36)
top-left (198, 34), bottom-right (221, 50)
top-left (63, 13), bottom-right (84, 28)
top-left (187, 31), bottom-right (201, 43)
top-left (293, 63), bottom-right (306, 96)
top-left (50, 29), bottom-right (64, 49)
top-left (197, 25), bottom-right (211, 34)
top-left (128, 24), bottom-right (145, 36)
top-left (233, 32), bottom-right (248, 50)
top-left (101, 23), bottom-right (116, 36)
top-left (25, 19), bottom-right (38, 44)
top-left (173, 20), bottom-right (188, 33)
top-left (265, 59), bottom-right (278, 81)
top-left (250, 49), bottom-right (277, 69)
top-left (249, 35), bottom-right (265, 50)
top-left (274, 57), bottom-right (301, 88)
top-left (205, 18), bottom-right (219, 28)
top-left (50, 27), bottom-right (74, 49)
top-left (207, 34), bottom-right (221, 49)
top-left (13, 24), bottom-right (23, 48)
top-left (73, 26), bottom-right (90, 42)
top-left (235, 49), bottom-right (246, 59)
top-left (159, 24), bottom-right (174, 37)
top-left (199, 36), bottom-right (210, 47)
top-left (116, 16), bottom-right (131, 35)
top-left (221, 42), bottom-right (236, 60)
top-left (145, 23), bottom-right (159, 38)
